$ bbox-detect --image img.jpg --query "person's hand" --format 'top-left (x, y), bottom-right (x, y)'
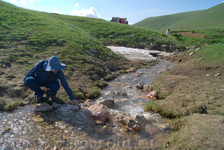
top-left (70, 99), bottom-right (81, 109)
top-left (22, 86), bottom-right (28, 92)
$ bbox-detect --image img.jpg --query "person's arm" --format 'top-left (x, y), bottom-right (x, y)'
top-left (58, 70), bottom-right (80, 109)
top-left (23, 60), bottom-right (45, 85)
top-left (58, 70), bottom-right (75, 100)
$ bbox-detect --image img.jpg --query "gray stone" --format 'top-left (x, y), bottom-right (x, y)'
top-left (143, 84), bottom-right (150, 91)
top-left (115, 113), bottom-right (141, 131)
top-left (135, 81), bottom-right (145, 89)
top-left (35, 103), bottom-right (53, 112)
top-left (52, 102), bottom-right (61, 109)
top-left (96, 99), bottom-right (114, 108)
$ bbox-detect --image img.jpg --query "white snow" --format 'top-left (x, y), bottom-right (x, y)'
top-left (107, 46), bottom-right (172, 62)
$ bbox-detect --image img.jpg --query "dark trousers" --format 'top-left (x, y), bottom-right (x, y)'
top-left (24, 76), bottom-right (60, 98)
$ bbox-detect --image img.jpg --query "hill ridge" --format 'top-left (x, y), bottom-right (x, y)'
top-left (134, 3), bottom-right (224, 30)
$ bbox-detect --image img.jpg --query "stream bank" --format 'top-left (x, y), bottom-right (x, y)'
top-left (0, 47), bottom-right (177, 149)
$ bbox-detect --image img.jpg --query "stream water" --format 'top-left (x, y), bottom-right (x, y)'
top-left (0, 59), bottom-right (175, 150)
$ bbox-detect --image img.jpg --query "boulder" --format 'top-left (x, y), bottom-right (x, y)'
top-left (115, 113), bottom-right (141, 131)
top-left (52, 102), bottom-right (61, 109)
top-left (135, 81), bottom-right (145, 89)
top-left (140, 91), bottom-right (158, 99)
top-left (143, 84), bottom-right (150, 91)
top-left (85, 103), bottom-right (112, 124)
top-left (35, 103), bottom-right (53, 112)
top-left (96, 99), bottom-right (114, 108)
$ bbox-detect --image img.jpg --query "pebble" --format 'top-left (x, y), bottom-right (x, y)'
top-left (214, 73), bottom-right (221, 76)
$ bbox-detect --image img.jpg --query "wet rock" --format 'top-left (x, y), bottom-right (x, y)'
top-left (55, 104), bottom-right (78, 122)
top-left (135, 81), bottom-right (145, 89)
top-left (54, 121), bottom-right (68, 129)
top-left (143, 84), bottom-right (151, 91)
top-left (115, 113), bottom-right (141, 131)
top-left (57, 104), bottom-right (78, 112)
top-left (147, 91), bottom-right (158, 99)
top-left (154, 123), bottom-right (171, 130)
top-left (111, 72), bottom-right (117, 78)
top-left (127, 68), bottom-right (136, 73)
top-left (96, 99), bottom-right (114, 108)
top-left (85, 103), bottom-right (112, 124)
top-left (120, 91), bottom-right (127, 96)
top-left (32, 114), bottom-right (44, 122)
top-left (52, 102), bottom-right (61, 109)
top-left (136, 71), bottom-right (142, 75)
top-left (35, 103), bottom-right (53, 112)
top-left (83, 99), bottom-right (95, 107)
top-left (121, 75), bottom-right (128, 79)
top-left (140, 91), bottom-right (158, 99)
top-left (133, 73), bottom-right (141, 77)
top-left (126, 86), bottom-right (132, 89)
top-left (134, 115), bottom-right (148, 124)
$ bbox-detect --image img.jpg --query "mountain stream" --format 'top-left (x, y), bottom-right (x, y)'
top-left (0, 47), bottom-right (175, 149)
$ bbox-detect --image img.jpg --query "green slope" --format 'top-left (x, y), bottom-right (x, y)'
top-left (134, 3), bottom-right (224, 31)
top-left (0, 1), bottom-right (185, 109)
top-left (134, 10), bottom-right (201, 30)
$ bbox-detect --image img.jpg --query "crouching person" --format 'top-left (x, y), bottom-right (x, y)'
top-left (22, 56), bottom-right (80, 109)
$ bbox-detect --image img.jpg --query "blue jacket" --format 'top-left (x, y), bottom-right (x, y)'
top-left (23, 60), bottom-right (76, 100)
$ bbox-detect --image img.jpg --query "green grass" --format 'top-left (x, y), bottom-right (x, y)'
top-left (0, 1), bottom-right (186, 71)
top-left (172, 29), bottom-right (224, 47)
top-left (134, 3), bottom-right (224, 31)
top-left (193, 44), bottom-right (224, 69)
top-left (134, 10), bottom-right (201, 30)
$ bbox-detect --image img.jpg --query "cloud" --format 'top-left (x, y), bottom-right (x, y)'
top-left (222, 1), bottom-right (224, 3)
top-left (8, 0), bottom-right (40, 4)
top-left (20, 0), bottom-right (26, 4)
top-left (74, 3), bottom-right (79, 7)
top-left (71, 7), bottom-right (99, 18)
top-left (8, 0), bottom-right (19, 4)
top-left (52, 10), bottom-right (64, 14)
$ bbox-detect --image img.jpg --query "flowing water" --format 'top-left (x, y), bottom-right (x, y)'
top-left (0, 59), bottom-right (175, 150)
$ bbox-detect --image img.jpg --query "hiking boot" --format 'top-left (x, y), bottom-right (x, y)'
top-left (51, 96), bottom-right (63, 104)
top-left (35, 96), bottom-right (52, 105)
top-left (35, 96), bottom-right (43, 103)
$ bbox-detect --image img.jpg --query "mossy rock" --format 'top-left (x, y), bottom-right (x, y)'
top-left (74, 91), bottom-right (86, 100)
top-left (104, 74), bottom-right (114, 81)
top-left (92, 81), bottom-right (108, 88)
top-left (85, 87), bottom-right (100, 99)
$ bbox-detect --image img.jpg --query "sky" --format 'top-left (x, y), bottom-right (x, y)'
top-left (3, 0), bottom-right (224, 24)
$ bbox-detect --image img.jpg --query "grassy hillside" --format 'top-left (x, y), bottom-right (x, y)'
top-left (134, 11), bottom-right (201, 30)
top-left (134, 3), bottom-right (224, 31)
top-left (0, 1), bottom-right (184, 110)
top-left (172, 29), bottom-right (224, 47)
